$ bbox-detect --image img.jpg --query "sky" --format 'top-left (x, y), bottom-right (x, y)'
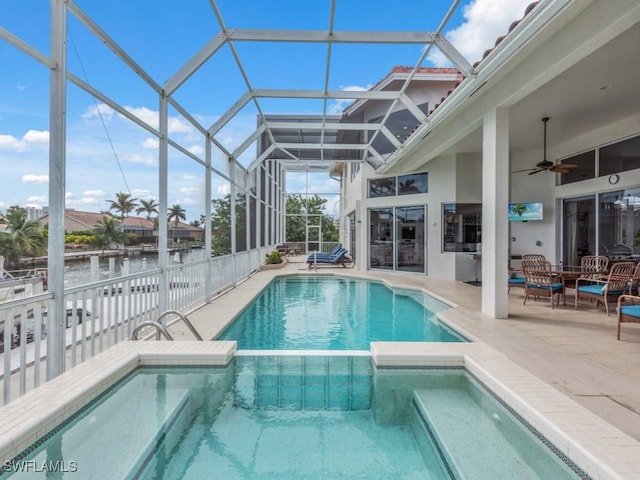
top-left (0, 0), bottom-right (533, 222)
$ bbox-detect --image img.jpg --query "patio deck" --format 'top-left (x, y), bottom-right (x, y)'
top-left (174, 255), bottom-right (640, 444)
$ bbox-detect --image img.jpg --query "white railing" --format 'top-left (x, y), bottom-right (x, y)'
top-left (0, 246), bottom-right (276, 405)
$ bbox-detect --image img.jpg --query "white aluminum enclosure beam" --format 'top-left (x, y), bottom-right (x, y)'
top-left (247, 144), bottom-right (277, 171)
top-left (274, 143), bottom-right (368, 150)
top-left (47, 0), bottom-right (68, 381)
top-left (434, 35), bottom-right (474, 76)
top-left (253, 89), bottom-right (401, 100)
top-left (264, 122), bottom-right (379, 131)
top-left (380, 125), bottom-right (403, 149)
top-left (0, 26), bottom-right (54, 68)
top-left (225, 29), bottom-right (440, 44)
top-left (207, 91), bottom-right (253, 136)
top-left (66, 73), bottom-right (161, 138)
top-left (66, 1), bottom-right (162, 93)
top-left (232, 123), bottom-right (267, 159)
top-left (163, 34), bottom-right (227, 96)
top-left (400, 93), bottom-right (428, 123)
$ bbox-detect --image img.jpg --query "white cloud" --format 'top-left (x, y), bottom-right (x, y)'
top-left (142, 138), bottom-right (159, 149)
top-left (26, 196), bottom-right (47, 206)
top-left (0, 134), bottom-right (26, 151)
top-left (181, 174), bottom-right (197, 182)
top-left (23, 130), bottom-right (49, 144)
top-left (65, 192), bottom-right (74, 199)
top-left (0, 130), bottom-right (49, 151)
top-left (180, 186), bottom-right (199, 195)
top-left (82, 190), bottom-right (106, 197)
top-left (124, 153), bottom-right (157, 166)
top-left (217, 184), bottom-right (230, 196)
top-left (17, 84), bottom-right (27, 92)
top-left (122, 106), bottom-right (194, 135)
top-left (181, 197), bottom-right (199, 206)
top-left (130, 189), bottom-right (154, 199)
top-left (82, 103), bottom-right (114, 121)
top-left (22, 174), bottom-right (49, 184)
top-left (427, 0), bottom-right (533, 66)
top-left (66, 196), bottom-right (100, 208)
top-left (188, 145), bottom-right (204, 156)
top-left (328, 85), bottom-right (372, 114)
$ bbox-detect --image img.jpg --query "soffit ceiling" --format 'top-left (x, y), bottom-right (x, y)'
top-left (426, 10), bottom-right (640, 160)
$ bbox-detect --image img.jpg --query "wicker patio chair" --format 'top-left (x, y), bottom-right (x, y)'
top-left (616, 294), bottom-right (640, 340)
top-left (523, 260), bottom-right (565, 308)
top-left (575, 261), bottom-right (635, 316)
top-left (579, 255), bottom-right (609, 280)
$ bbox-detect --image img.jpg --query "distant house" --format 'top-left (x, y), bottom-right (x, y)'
top-left (37, 210), bottom-right (204, 242)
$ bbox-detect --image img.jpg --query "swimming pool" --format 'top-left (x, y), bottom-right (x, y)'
top-left (0, 360), bottom-right (589, 480)
top-left (218, 276), bottom-right (464, 349)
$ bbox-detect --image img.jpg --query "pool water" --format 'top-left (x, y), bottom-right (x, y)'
top-left (218, 276), bottom-right (464, 349)
top-left (2, 363), bottom-right (587, 480)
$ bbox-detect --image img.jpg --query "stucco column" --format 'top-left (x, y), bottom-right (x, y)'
top-left (482, 108), bottom-right (510, 318)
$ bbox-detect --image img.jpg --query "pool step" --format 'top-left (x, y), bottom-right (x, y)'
top-left (234, 355), bottom-right (372, 410)
top-left (24, 374), bottom-right (193, 480)
top-left (411, 385), bottom-right (581, 480)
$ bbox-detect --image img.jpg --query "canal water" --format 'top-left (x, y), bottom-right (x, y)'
top-left (64, 250), bottom-right (205, 287)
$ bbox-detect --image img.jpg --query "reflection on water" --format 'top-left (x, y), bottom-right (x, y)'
top-left (64, 250), bottom-right (204, 287)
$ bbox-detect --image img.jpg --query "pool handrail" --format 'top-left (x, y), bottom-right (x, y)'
top-left (157, 309), bottom-right (203, 341)
top-left (131, 320), bottom-right (174, 341)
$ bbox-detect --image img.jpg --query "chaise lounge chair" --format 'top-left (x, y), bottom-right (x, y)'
top-left (306, 245), bottom-right (344, 262)
top-left (307, 249), bottom-right (350, 269)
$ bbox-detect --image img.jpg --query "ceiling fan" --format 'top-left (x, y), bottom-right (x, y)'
top-left (514, 117), bottom-right (578, 175)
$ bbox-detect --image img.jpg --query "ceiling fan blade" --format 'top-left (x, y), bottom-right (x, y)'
top-left (549, 164), bottom-right (578, 173)
top-left (527, 169), bottom-right (543, 175)
top-left (512, 168), bottom-right (538, 173)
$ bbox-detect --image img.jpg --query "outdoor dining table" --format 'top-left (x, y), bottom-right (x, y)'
top-left (551, 265), bottom-right (608, 288)
top-left (511, 265), bottom-right (605, 290)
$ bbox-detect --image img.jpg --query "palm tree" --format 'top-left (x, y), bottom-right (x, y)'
top-left (107, 192), bottom-right (138, 224)
top-left (1, 206), bottom-right (47, 262)
top-left (168, 204), bottom-right (186, 226)
top-left (92, 215), bottom-right (128, 251)
top-left (136, 199), bottom-right (159, 220)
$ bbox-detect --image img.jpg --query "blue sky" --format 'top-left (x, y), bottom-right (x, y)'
top-left (0, 0), bottom-right (532, 222)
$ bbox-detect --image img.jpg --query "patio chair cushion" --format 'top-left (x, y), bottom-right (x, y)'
top-left (508, 277), bottom-right (525, 285)
top-left (527, 282), bottom-right (564, 292)
top-left (618, 305), bottom-right (640, 318)
top-left (577, 285), bottom-right (624, 296)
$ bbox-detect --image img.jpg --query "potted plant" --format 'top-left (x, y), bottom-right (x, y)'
top-left (261, 250), bottom-right (286, 270)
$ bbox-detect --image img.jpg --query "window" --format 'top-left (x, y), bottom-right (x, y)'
top-left (442, 203), bottom-right (481, 252)
top-left (559, 150), bottom-right (595, 185)
top-left (599, 135), bottom-right (640, 176)
top-left (398, 173), bottom-right (428, 195)
top-left (369, 177), bottom-right (396, 197)
top-left (368, 172), bottom-right (428, 198)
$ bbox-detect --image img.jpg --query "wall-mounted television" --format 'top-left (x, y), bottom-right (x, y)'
top-left (508, 202), bottom-right (543, 221)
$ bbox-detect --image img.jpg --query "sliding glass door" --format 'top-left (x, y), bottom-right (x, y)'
top-left (562, 196), bottom-right (596, 267)
top-left (562, 187), bottom-right (640, 266)
top-left (369, 205), bottom-right (426, 273)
